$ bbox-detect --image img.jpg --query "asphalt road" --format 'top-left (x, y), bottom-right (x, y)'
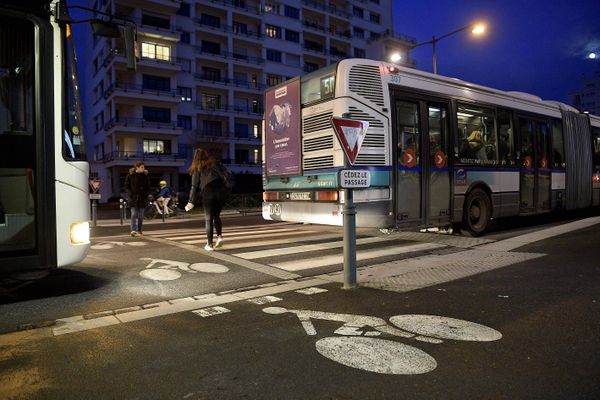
top-left (1, 212), bottom-right (599, 399)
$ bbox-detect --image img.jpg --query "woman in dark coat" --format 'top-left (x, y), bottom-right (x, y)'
top-left (124, 161), bottom-right (150, 236)
top-left (186, 148), bottom-right (230, 251)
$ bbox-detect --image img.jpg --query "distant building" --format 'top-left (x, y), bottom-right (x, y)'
top-left (570, 71), bottom-right (600, 117)
top-left (83, 0), bottom-right (416, 200)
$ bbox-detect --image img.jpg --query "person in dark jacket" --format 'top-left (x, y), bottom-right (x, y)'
top-left (124, 161), bottom-right (150, 236)
top-left (185, 148), bottom-right (230, 251)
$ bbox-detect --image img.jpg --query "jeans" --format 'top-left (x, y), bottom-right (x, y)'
top-left (130, 207), bottom-right (145, 232)
top-left (202, 182), bottom-right (228, 245)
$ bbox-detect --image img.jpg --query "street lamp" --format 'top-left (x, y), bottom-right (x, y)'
top-left (412, 23), bottom-right (486, 74)
top-left (589, 52), bottom-right (598, 60)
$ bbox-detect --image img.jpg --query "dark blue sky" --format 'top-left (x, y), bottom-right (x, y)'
top-left (393, 0), bottom-right (600, 103)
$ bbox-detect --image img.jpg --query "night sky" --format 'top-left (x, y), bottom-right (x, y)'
top-left (394, 0), bottom-right (600, 103)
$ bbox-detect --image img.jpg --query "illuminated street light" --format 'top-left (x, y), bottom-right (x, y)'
top-left (412, 22), bottom-right (487, 74)
top-left (390, 52), bottom-right (402, 63)
top-left (589, 52), bottom-right (597, 60)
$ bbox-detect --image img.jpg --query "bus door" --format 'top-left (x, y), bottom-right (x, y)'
top-left (518, 117), bottom-right (551, 213)
top-left (393, 97), bottom-right (451, 227)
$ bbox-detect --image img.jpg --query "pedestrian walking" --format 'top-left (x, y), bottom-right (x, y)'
top-left (185, 148), bottom-right (231, 251)
top-left (124, 161), bottom-right (150, 236)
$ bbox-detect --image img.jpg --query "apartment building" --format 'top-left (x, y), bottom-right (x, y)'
top-left (84, 0), bottom-right (415, 200)
top-left (570, 71), bottom-right (600, 117)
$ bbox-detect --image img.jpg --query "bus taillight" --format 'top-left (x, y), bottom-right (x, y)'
top-left (263, 191), bottom-right (279, 201)
top-left (593, 174), bottom-right (600, 182)
top-left (315, 191), bottom-right (339, 202)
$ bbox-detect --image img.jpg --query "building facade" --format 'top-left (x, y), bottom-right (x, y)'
top-left (84, 0), bottom-right (415, 200)
top-left (570, 71), bottom-right (600, 118)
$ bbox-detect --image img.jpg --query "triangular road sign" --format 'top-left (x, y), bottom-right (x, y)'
top-left (89, 178), bottom-right (102, 193)
top-left (331, 117), bottom-right (369, 165)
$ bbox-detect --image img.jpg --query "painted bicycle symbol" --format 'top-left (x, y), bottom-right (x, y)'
top-left (139, 257), bottom-right (229, 281)
top-left (263, 307), bottom-right (502, 375)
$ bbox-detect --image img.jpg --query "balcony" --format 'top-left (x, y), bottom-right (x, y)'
top-left (195, 102), bottom-right (263, 117)
top-left (194, 73), bottom-right (265, 92)
top-left (104, 49), bottom-right (184, 72)
top-left (103, 82), bottom-right (181, 104)
top-left (198, 0), bottom-right (262, 16)
top-left (103, 117), bottom-right (183, 136)
top-left (194, 47), bottom-right (264, 65)
top-left (301, 0), bottom-right (352, 19)
top-left (194, 19), bottom-right (262, 42)
top-left (101, 151), bottom-right (185, 168)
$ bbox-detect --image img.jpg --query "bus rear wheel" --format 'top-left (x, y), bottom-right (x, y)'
top-left (463, 188), bottom-right (491, 236)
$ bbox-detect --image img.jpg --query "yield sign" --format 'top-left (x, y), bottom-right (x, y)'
top-left (331, 117), bottom-right (369, 165)
top-left (89, 178), bottom-right (102, 193)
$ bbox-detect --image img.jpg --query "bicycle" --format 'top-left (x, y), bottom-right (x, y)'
top-left (144, 193), bottom-right (180, 220)
top-left (263, 306), bottom-right (502, 375)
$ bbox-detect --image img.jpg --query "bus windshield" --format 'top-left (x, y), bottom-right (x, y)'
top-left (63, 24), bottom-right (86, 161)
top-left (301, 63), bottom-right (337, 105)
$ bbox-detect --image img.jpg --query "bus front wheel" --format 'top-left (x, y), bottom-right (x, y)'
top-left (463, 188), bottom-right (491, 236)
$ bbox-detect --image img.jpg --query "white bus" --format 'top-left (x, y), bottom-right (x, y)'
top-left (262, 58), bottom-right (600, 236)
top-left (0, 0), bottom-right (91, 274)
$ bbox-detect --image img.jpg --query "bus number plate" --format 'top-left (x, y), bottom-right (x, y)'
top-left (290, 192), bottom-right (312, 201)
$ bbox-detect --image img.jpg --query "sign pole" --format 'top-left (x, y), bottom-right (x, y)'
top-left (342, 186), bottom-right (357, 289)
top-left (91, 199), bottom-right (97, 227)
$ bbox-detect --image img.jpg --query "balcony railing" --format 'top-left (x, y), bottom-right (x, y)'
top-left (104, 117), bottom-right (181, 131)
top-left (201, 0), bottom-right (262, 16)
top-left (194, 130), bottom-right (261, 142)
top-left (103, 49), bottom-right (186, 68)
top-left (301, 0), bottom-right (352, 19)
top-left (194, 102), bottom-right (264, 115)
top-left (194, 19), bottom-right (262, 40)
top-left (221, 158), bottom-right (261, 167)
top-left (368, 29), bottom-right (417, 46)
top-left (194, 47), bottom-right (264, 65)
top-left (193, 73), bottom-right (265, 90)
top-left (103, 82), bottom-right (179, 99)
top-left (102, 151), bottom-right (186, 163)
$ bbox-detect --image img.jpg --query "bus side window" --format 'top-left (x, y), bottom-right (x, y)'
top-left (497, 109), bottom-right (514, 166)
top-left (552, 119), bottom-right (565, 169)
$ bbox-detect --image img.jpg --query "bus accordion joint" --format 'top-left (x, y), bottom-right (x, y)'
top-left (315, 191), bottom-right (339, 202)
top-left (70, 222), bottom-right (90, 245)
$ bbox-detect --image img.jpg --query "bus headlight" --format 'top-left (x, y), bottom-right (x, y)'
top-left (70, 221), bottom-right (90, 245)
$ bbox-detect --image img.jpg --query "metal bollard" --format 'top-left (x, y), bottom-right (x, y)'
top-left (91, 199), bottom-right (97, 227)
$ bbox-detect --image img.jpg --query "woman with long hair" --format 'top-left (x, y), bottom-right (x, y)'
top-left (186, 148), bottom-right (231, 251)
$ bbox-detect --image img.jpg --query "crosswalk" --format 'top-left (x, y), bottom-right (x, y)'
top-left (147, 222), bottom-right (449, 272)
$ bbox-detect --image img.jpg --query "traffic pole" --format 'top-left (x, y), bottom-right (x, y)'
top-left (342, 187), bottom-right (357, 289)
top-left (91, 199), bottom-right (97, 227)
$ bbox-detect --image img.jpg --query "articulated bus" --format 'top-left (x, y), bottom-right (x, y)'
top-left (0, 0), bottom-right (90, 274)
top-left (262, 58), bottom-right (600, 236)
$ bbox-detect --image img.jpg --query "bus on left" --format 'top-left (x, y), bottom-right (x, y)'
top-left (0, 0), bottom-right (129, 275)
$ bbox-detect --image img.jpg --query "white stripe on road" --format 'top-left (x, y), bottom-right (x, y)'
top-left (272, 242), bottom-right (446, 271)
top-left (234, 236), bottom-right (389, 260)
top-left (210, 233), bottom-right (342, 250)
top-left (181, 230), bottom-right (321, 245)
top-left (147, 222), bottom-right (301, 237)
top-left (168, 227), bottom-right (304, 241)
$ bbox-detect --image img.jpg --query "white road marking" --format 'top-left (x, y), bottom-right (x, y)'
top-left (192, 306), bottom-right (231, 318)
top-left (189, 263), bottom-right (230, 274)
top-left (180, 230), bottom-right (320, 245)
top-left (210, 233), bottom-right (342, 250)
top-left (272, 242), bottom-right (445, 271)
top-left (168, 227), bottom-right (303, 241)
top-left (139, 269), bottom-right (181, 281)
top-left (247, 296), bottom-right (282, 305)
top-left (389, 315), bottom-right (503, 342)
top-left (295, 287), bottom-right (329, 295)
top-left (233, 236), bottom-right (388, 260)
top-left (315, 337), bottom-right (437, 375)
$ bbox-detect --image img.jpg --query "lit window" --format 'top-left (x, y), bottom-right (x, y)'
top-left (142, 42), bottom-right (170, 61)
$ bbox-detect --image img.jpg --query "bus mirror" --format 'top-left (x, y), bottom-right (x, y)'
top-left (120, 25), bottom-right (137, 71)
top-left (90, 19), bottom-right (120, 38)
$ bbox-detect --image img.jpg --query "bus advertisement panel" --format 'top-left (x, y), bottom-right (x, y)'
top-left (264, 78), bottom-right (301, 177)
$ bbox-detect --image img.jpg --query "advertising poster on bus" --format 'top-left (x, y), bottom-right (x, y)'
top-left (264, 78), bottom-right (301, 176)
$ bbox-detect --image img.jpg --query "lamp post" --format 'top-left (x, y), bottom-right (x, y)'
top-left (412, 23), bottom-right (486, 74)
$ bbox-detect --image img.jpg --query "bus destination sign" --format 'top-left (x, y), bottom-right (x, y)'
top-left (339, 170), bottom-right (371, 188)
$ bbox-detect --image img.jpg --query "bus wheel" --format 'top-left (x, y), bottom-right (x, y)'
top-left (463, 188), bottom-right (491, 236)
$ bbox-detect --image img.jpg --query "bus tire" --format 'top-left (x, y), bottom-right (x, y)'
top-left (462, 188), bottom-right (491, 237)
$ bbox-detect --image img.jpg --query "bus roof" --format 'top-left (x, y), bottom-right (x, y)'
top-left (339, 58), bottom-right (580, 118)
